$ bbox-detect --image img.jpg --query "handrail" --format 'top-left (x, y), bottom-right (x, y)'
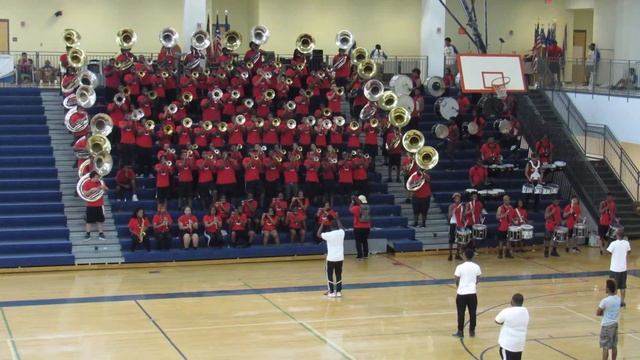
top-left (544, 88), bottom-right (640, 202)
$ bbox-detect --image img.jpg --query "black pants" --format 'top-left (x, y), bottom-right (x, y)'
top-left (131, 234), bottom-right (151, 252)
top-left (456, 293), bottom-right (478, 333)
top-left (119, 143), bottom-right (136, 167)
top-left (136, 146), bottom-right (153, 177)
top-left (156, 231), bottom-right (171, 250)
top-left (412, 197), bottom-right (431, 219)
top-left (499, 347), bottom-right (522, 360)
top-left (205, 231), bottom-right (223, 247)
top-left (327, 260), bottom-right (343, 293)
top-left (354, 228), bottom-right (370, 258)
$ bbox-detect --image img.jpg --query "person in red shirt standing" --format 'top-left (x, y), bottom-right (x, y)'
top-left (287, 205), bottom-right (307, 244)
top-left (178, 206), bottom-right (199, 249)
top-left (135, 120), bottom-right (154, 177)
top-left (128, 208), bottom-right (151, 252)
top-left (155, 158), bottom-right (173, 207)
top-left (448, 193), bottom-right (466, 261)
top-left (410, 170), bottom-right (432, 228)
top-left (598, 193), bottom-right (617, 254)
top-left (524, 153), bottom-right (543, 212)
top-left (83, 171), bottom-right (108, 240)
top-left (468, 159), bottom-right (488, 189)
top-left (352, 152), bottom-right (370, 197)
top-left (177, 154), bottom-right (195, 209)
top-left (333, 48), bottom-right (351, 89)
top-left (337, 152), bottom-right (354, 205)
top-left (196, 154), bottom-right (215, 210)
top-left (350, 195), bottom-right (372, 260)
top-left (544, 197), bottom-right (563, 257)
top-left (496, 195), bottom-right (515, 259)
top-left (229, 209), bottom-right (250, 247)
top-left (282, 153), bottom-right (300, 200)
top-left (115, 165), bottom-right (138, 202)
top-left (153, 203), bottom-right (173, 250)
top-left (546, 40), bottom-right (564, 87)
top-left (118, 119), bottom-right (137, 167)
top-left (386, 129), bottom-right (402, 182)
top-left (535, 134), bottom-right (554, 165)
top-left (363, 120), bottom-right (379, 170)
top-left (563, 196), bottom-right (582, 253)
top-left (203, 206), bottom-right (224, 248)
top-left (512, 199), bottom-right (529, 253)
top-left (465, 192), bottom-right (486, 251)
top-left (103, 58), bottom-right (120, 105)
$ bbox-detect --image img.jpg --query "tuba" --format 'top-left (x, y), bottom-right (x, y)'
top-left (78, 70), bottom-right (98, 88)
top-left (357, 59), bottom-right (377, 80)
top-left (402, 130), bottom-right (425, 153)
top-left (62, 94), bottom-right (77, 109)
top-left (432, 123), bottom-right (450, 139)
top-left (388, 107), bottom-right (411, 128)
top-left (191, 30), bottom-right (210, 51)
top-left (76, 85), bottom-right (96, 108)
top-left (364, 79), bottom-right (384, 102)
top-left (351, 47), bottom-right (368, 64)
top-left (64, 108), bottom-right (89, 133)
top-left (76, 173), bottom-right (104, 203)
top-left (250, 25), bottom-right (270, 45)
top-left (378, 91), bottom-right (398, 111)
top-left (116, 28), bottom-right (137, 49)
top-left (63, 29), bottom-right (81, 47)
top-left (87, 134), bottom-right (111, 156)
top-left (335, 30), bottom-right (354, 50)
top-left (223, 30), bottom-right (242, 51)
top-left (495, 119), bottom-right (513, 134)
top-left (90, 113), bottom-right (113, 136)
top-left (159, 27), bottom-right (179, 48)
top-left (255, 118), bottom-right (265, 128)
top-left (415, 146), bottom-right (439, 170)
top-left (67, 47), bottom-right (86, 69)
top-left (406, 170), bottom-right (426, 192)
top-left (295, 33), bottom-right (315, 54)
top-left (92, 151), bottom-right (113, 177)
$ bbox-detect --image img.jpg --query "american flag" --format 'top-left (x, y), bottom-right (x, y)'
top-left (533, 25), bottom-right (545, 73)
top-left (213, 12), bottom-right (222, 58)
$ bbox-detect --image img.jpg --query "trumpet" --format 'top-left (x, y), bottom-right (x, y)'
top-left (121, 86), bottom-right (131, 97)
top-left (322, 119), bottom-right (333, 130)
top-left (286, 101), bottom-right (296, 111)
top-left (203, 121), bottom-right (213, 131)
top-left (243, 98), bottom-right (254, 109)
top-left (161, 70), bottom-right (170, 79)
top-left (182, 92), bottom-right (193, 104)
top-left (272, 118), bottom-right (282, 128)
top-left (163, 124), bottom-right (174, 136)
top-left (231, 90), bottom-right (241, 100)
top-left (240, 71), bottom-right (249, 80)
top-left (182, 117), bottom-right (193, 128)
top-left (305, 116), bottom-right (316, 127)
top-left (370, 118), bottom-right (380, 128)
top-left (335, 87), bottom-right (345, 96)
top-left (234, 115), bottom-right (246, 126)
top-left (302, 89), bottom-right (313, 98)
top-left (274, 60), bottom-right (282, 68)
top-left (286, 119), bottom-right (297, 129)
top-left (210, 88), bottom-right (223, 101)
top-left (190, 70), bottom-right (200, 79)
top-left (264, 89), bottom-right (276, 101)
top-left (225, 63), bottom-right (235, 72)
top-left (285, 77), bottom-right (293, 86)
top-left (144, 119), bottom-right (155, 131)
top-left (349, 121), bottom-right (360, 131)
top-left (322, 108), bottom-right (332, 117)
top-left (167, 103), bottom-right (178, 114)
top-left (203, 68), bottom-right (211, 76)
top-left (334, 116), bottom-right (346, 127)
top-left (148, 90), bottom-right (158, 100)
top-left (255, 118), bottom-right (265, 128)
top-left (296, 63), bottom-right (305, 71)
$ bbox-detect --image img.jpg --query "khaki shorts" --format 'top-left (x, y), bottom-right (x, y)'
top-left (600, 323), bottom-right (618, 349)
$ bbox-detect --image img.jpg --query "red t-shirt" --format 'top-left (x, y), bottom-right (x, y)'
top-left (350, 204), bottom-right (371, 229)
top-left (513, 207), bottom-right (528, 226)
top-left (547, 45), bottom-right (563, 61)
top-left (261, 214), bottom-right (277, 231)
top-left (338, 160), bottom-right (353, 184)
top-left (153, 212), bottom-right (173, 233)
top-left (128, 217), bottom-right (150, 236)
top-left (177, 161), bottom-right (193, 182)
top-left (203, 214), bottom-right (222, 233)
top-left (563, 204), bottom-right (581, 229)
top-left (271, 199), bottom-right (288, 217)
top-left (599, 201), bottom-right (616, 226)
top-left (287, 210), bottom-right (306, 229)
top-left (480, 143), bottom-right (501, 161)
top-left (229, 213), bottom-right (247, 231)
top-left (242, 199), bottom-right (258, 218)
top-left (116, 168), bottom-right (135, 185)
top-left (498, 205), bottom-right (515, 232)
top-left (317, 209), bottom-right (338, 226)
top-left (216, 160), bottom-right (237, 185)
top-left (155, 163), bottom-right (172, 188)
top-left (469, 165), bottom-right (488, 187)
top-left (545, 204), bottom-right (562, 231)
top-left (178, 214), bottom-right (198, 232)
top-left (83, 179), bottom-right (104, 207)
top-left (414, 173), bottom-right (432, 199)
top-left (283, 161), bottom-right (299, 184)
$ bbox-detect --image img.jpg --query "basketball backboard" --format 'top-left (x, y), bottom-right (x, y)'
top-left (457, 54), bottom-right (527, 93)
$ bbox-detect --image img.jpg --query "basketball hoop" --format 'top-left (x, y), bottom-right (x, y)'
top-left (491, 76), bottom-right (511, 99)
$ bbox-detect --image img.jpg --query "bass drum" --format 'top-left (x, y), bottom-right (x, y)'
top-left (396, 94), bottom-right (415, 113)
top-left (478, 95), bottom-right (505, 120)
top-left (424, 76), bottom-right (446, 97)
top-left (390, 74), bottom-right (413, 96)
top-left (434, 97), bottom-right (459, 120)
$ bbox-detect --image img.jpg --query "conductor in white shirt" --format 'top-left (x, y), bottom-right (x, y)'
top-left (370, 44), bottom-right (387, 62)
top-left (607, 229), bottom-right (631, 307)
top-left (453, 248), bottom-right (481, 338)
top-left (495, 293), bottom-right (529, 360)
top-left (318, 218), bottom-right (345, 298)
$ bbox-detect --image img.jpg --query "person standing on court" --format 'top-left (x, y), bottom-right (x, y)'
top-left (495, 293), bottom-right (529, 360)
top-left (317, 218), bottom-right (345, 298)
top-left (453, 249), bottom-right (481, 338)
top-left (350, 195), bottom-right (371, 260)
top-left (607, 229), bottom-right (631, 308)
top-left (597, 279), bottom-right (621, 360)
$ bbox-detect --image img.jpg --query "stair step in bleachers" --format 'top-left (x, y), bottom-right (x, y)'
top-left (0, 88), bottom-right (73, 267)
top-left (388, 239), bottom-right (423, 252)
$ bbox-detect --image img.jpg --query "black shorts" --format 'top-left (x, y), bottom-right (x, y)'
top-left (412, 197), bottom-right (430, 215)
top-left (157, 187), bottom-right (171, 202)
top-left (609, 271), bottom-right (627, 290)
top-left (179, 230), bottom-right (197, 238)
top-left (599, 224), bottom-right (609, 238)
top-left (389, 154), bottom-right (401, 166)
top-left (364, 144), bottom-right (378, 157)
top-left (86, 206), bottom-right (105, 224)
top-left (499, 347), bottom-right (522, 360)
top-left (549, 61), bottom-right (560, 74)
top-left (497, 230), bottom-right (507, 242)
top-left (178, 182), bottom-right (193, 197)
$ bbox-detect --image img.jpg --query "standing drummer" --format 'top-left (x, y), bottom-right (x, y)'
top-left (465, 192), bottom-right (485, 254)
top-left (448, 193), bottom-right (465, 261)
top-left (524, 153), bottom-right (542, 212)
top-left (496, 195), bottom-right (515, 259)
top-left (544, 197), bottom-right (563, 257)
top-left (563, 196), bottom-right (582, 253)
top-left (599, 193), bottom-right (617, 255)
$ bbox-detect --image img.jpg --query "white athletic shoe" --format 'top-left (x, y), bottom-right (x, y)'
top-left (336, 292), bottom-right (342, 298)
top-left (327, 292), bottom-right (336, 298)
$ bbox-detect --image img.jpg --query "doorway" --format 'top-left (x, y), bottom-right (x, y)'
top-left (0, 20), bottom-right (9, 53)
top-left (572, 30), bottom-right (586, 84)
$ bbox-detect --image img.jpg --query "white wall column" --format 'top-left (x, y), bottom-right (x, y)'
top-left (613, 0), bottom-right (640, 61)
top-left (420, 0), bottom-right (446, 77)
top-left (183, 0), bottom-right (207, 50)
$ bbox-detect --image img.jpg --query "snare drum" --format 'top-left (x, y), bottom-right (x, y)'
top-left (502, 164), bottom-right (515, 172)
top-left (607, 224), bottom-right (623, 239)
top-left (573, 223), bottom-right (587, 238)
top-left (507, 225), bottom-right (522, 241)
top-left (465, 188), bottom-right (478, 195)
top-left (472, 224), bottom-right (487, 240)
top-left (478, 190), bottom-right (489, 198)
top-left (522, 183), bottom-right (534, 194)
top-left (455, 228), bottom-right (472, 245)
top-left (492, 188), bottom-right (505, 197)
top-left (553, 226), bottom-right (568, 242)
top-left (553, 161), bottom-right (566, 171)
top-left (541, 163), bottom-right (556, 171)
top-left (534, 184), bottom-right (544, 194)
top-left (520, 224), bottom-right (534, 240)
top-left (542, 184), bottom-right (560, 195)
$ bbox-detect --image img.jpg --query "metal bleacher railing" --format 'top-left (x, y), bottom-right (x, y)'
top-left (541, 88), bottom-right (640, 203)
top-left (1, 50), bottom-right (428, 87)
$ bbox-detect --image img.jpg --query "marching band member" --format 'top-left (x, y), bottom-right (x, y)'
top-left (513, 199), bottom-right (529, 253)
top-left (321, 153), bottom-right (337, 206)
top-left (468, 159), bottom-right (489, 189)
top-left (128, 208), bottom-right (151, 252)
top-left (83, 171), bottom-right (109, 241)
top-left (480, 137), bottom-right (502, 165)
top-left (178, 206), bottom-right (199, 249)
top-left (303, 154), bottom-right (321, 204)
top-left (448, 193), bottom-right (466, 261)
top-left (118, 117), bottom-right (137, 167)
top-left (469, 107), bottom-right (486, 150)
top-left (135, 119), bottom-right (154, 177)
top-left (563, 196), bottom-right (582, 253)
top-left (270, 192), bottom-right (289, 229)
top-left (215, 152), bottom-right (238, 199)
top-left (282, 153), bottom-right (301, 200)
top-left (263, 152), bottom-right (281, 204)
top-left (153, 203), bottom-right (173, 250)
top-left (298, 118), bottom-right (312, 149)
top-left (352, 151), bottom-right (370, 196)
top-left (329, 120), bottom-right (344, 152)
top-left (544, 197), bottom-right (563, 257)
top-left (246, 117), bottom-right (263, 147)
top-left (524, 152), bottom-right (543, 212)
top-left (496, 195), bottom-right (515, 259)
top-left (385, 128), bottom-right (402, 183)
top-left (363, 120), bottom-right (379, 171)
top-left (401, 153), bottom-right (417, 204)
top-left (177, 152), bottom-right (195, 209)
top-left (228, 209), bottom-right (250, 247)
top-left (155, 156), bottom-right (173, 207)
top-left (287, 204), bottom-right (307, 244)
top-left (242, 192), bottom-right (259, 242)
top-left (337, 152), bottom-right (354, 204)
top-left (193, 122), bottom-right (210, 149)
top-left (315, 202), bottom-right (341, 242)
top-left (115, 165), bottom-right (138, 202)
top-left (290, 190), bottom-right (310, 213)
top-left (500, 115), bottom-right (521, 158)
top-left (203, 206), bottom-right (224, 248)
top-left (196, 152), bottom-right (215, 210)
top-left (214, 195), bottom-right (232, 224)
top-left (411, 169), bottom-right (432, 228)
top-left (244, 42), bottom-right (264, 70)
top-left (409, 86), bottom-right (424, 130)
top-left (465, 192), bottom-right (485, 252)
top-left (123, 72), bottom-right (141, 106)
top-left (457, 94), bottom-right (472, 115)
top-left (261, 207), bottom-right (280, 246)
top-left (103, 59), bottom-right (120, 104)
top-left (333, 48), bottom-right (351, 89)
top-left (598, 193), bottom-right (617, 254)
top-left (243, 149), bottom-right (263, 199)
top-left (535, 134), bottom-right (554, 164)
top-left (445, 119), bottom-right (460, 166)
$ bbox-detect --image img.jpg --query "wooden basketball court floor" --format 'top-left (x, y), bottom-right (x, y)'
top-left (0, 248), bottom-right (638, 360)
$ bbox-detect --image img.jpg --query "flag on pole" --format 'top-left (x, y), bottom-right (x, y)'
top-left (224, 10), bottom-right (230, 32)
top-left (561, 23), bottom-right (567, 66)
top-left (533, 25), bottom-right (544, 73)
top-left (213, 12), bottom-right (222, 58)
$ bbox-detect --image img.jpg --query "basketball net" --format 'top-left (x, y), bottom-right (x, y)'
top-left (491, 76), bottom-right (511, 99)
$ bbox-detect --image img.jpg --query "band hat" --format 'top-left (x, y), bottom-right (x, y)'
top-left (358, 195), bottom-right (368, 204)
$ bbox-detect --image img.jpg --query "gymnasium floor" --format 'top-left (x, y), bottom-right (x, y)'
top-left (0, 248), bottom-right (637, 360)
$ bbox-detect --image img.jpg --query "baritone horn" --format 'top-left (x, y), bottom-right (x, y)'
top-left (191, 29), bottom-right (210, 50)
top-left (63, 29), bottom-right (81, 47)
top-left (388, 107), bottom-right (411, 128)
top-left (402, 130), bottom-right (425, 153)
top-left (159, 27), bottom-right (179, 48)
top-left (116, 28), bottom-right (137, 49)
top-left (335, 30), bottom-right (354, 50)
top-left (250, 25), bottom-right (270, 45)
top-left (357, 59), bottom-right (377, 80)
top-left (351, 47), bottom-right (368, 64)
top-left (68, 47), bottom-right (86, 68)
top-left (295, 33), bottom-right (315, 54)
top-left (223, 30), bottom-right (242, 51)
top-left (378, 91), bottom-right (398, 111)
top-left (415, 146), bottom-right (439, 170)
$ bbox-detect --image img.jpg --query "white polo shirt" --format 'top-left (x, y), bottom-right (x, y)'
top-left (607, 239), bottom-right (631, 272)
top-left (454, 261), bottom-right (481, 295)
top-left (321, 229), bottom-right (345, 262)
top-left (495, 306), bottom-right (530, 352)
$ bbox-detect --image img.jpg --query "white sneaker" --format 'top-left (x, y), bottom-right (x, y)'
top-left (327, 292), bottom-right (336, 298)
top-left (336, 292), bottom-right (342, 298)
top-left (132, 194), bottom-right (139, 202)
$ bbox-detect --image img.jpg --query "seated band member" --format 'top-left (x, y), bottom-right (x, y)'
top-left (563, 196), bottom-right (582, 253)
top-left (535, 134), bottom-right (554, 164)
top-left (287, 205), bottom-right (307, 244)
top-left (229, 209), bottom-right (250, 247)
top-left (270, 192), bottom-right (289, 229)
top-left (128, 208), bottom-right (151, 252)
top-left (115, 165), bottom-right (138, 201)
top-left (544, 197), bottom-right (562, 258)
top-left (448, 193), bottom-right (465, 261)
top-left (203, 206), bottom-right (224, 248)
top-left (178, 206), bottom-right (199, 250)
top-left (496, 195), bottom-right (515, 259)
top-left (242, 193), bottom-right (259, 243)
top-left (468, 159), bottom-right (488, 189)
top-left (480, 137), bottom-right (502, 165)
top-left (152, 203), bottom-right (173, 250)
top-left (214, 195), bottom-right (232, 225)
top-left (261, 207), bottom-right (280, 246)
top-left (512, 199), bottom-right (529, 253)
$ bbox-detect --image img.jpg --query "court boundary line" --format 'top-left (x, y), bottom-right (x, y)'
top-left (534, 339), bottom-right (579, 359)
top-left (0, 308), bottom-right (19, 360)
top-left (0, 269), bottom-right (632, 308)
top-left (134, 300), bottom-right (188, 360)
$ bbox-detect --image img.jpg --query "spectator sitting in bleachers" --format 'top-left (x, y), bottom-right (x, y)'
top-left (115, 165), bottom-right (138, 202)
top-left (38, 60), bottom-right (58, 85)
top-left (17, 52), bottom-right (33, 84)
